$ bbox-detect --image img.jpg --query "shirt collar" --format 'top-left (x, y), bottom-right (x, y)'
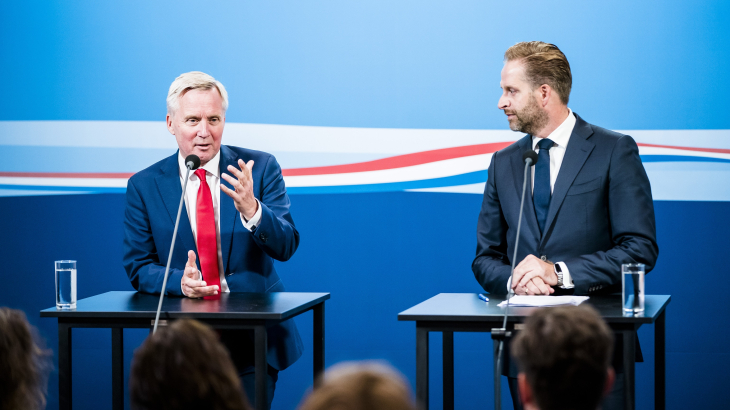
top-left (178, 150), bottom-right (221, 179)
top-left (532, 108), bottom-right (576, 149)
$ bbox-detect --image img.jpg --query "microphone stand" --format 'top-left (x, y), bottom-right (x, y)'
top-left (153, 156), bottom-right (199, 334)
top-left (491, 151), bottom-right (536, 409)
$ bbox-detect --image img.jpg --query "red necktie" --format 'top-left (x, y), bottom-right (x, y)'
top-left (194, 169), bottom-right (221, 300)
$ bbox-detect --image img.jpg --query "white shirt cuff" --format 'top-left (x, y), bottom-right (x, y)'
top-left (556, 261), bottom-right (574, 288)
top-left (240, 198), bottom-right (262, 231)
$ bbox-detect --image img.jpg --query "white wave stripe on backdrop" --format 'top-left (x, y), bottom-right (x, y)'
top-left (0, 121), bottom-right (729, 201)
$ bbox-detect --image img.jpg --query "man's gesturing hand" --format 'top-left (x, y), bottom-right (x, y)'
top-left (221, 159), bottom-right (258, 220)
top-left (511, 255), bottom-right (557, 295)
top-left (181, 250), bottom-right (219, 298)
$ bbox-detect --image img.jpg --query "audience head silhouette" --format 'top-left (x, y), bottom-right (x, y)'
top-left (0, 307), bottom-right (51, 410)
top-left (511, 305), bottom-right (615, 410)
top-left (298, 361), bottom-right (417, 410)
top-left (130, 319), bottom-right (251, 410)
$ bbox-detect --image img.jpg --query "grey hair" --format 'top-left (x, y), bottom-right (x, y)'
top-left (166, 71), bottom-right (229, 116)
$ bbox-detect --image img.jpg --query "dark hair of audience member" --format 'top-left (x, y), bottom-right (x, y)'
top-left (297, 361), bottom-right (417, 410)
top-left (0, 307), bottom-right (52, 410)
top-left (511, 305), bottom-right (614, 410)
top-left (130, 319), bottom-right (251, 410)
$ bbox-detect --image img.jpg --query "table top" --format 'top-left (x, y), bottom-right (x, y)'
top-left (398, 293), bottom-right (671, 324)
top-left (40, 291), bottom-right (330, 321)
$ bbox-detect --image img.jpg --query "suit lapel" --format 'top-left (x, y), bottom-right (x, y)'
top-left (510, 135), bottom-right (540, 238)
top-left (540, 115), bottom-right (596, 245)
top-left (219, 146), bottom-right (239, 275)
top-left (155, 153), bottom-right (197, 257)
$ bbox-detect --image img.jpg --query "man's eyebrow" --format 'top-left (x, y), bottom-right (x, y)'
top-left (184, 115), bottom-right (200, 120)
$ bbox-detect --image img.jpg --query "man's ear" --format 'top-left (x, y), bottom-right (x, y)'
top-left (537, 84), bottom-right (552, 107)
top-left (518, 373), bottom-right (535, 408)
top-left (603, 367), bottom-right (616, 397)
top-left (166, 113), bottom-right (174, 135)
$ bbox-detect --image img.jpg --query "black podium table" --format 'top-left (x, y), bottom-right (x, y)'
top-left (398, 293), bottom-right (670, 410)
top-left (41, 291), bottom-right (329, 410)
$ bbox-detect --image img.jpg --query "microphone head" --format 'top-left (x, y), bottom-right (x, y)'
top-left (522, 150), bottom-right (538, 166)
top-left (185, 154), bottom-right (201, 170)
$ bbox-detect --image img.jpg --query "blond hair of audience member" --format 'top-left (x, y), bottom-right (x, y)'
top-left (298, 361), bottom-right (417, 410)
top-left (130, 319), bottom-right (251, 410)
top-left (0, 307), bottom-right (52, 410)
top-left (511, 305), bottom-right (615, 410)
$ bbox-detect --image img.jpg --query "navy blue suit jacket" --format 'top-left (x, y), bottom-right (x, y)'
top-left (473, 114), bottom-right (659, 295)
top-left (122, 145), bottom-right (303, 370)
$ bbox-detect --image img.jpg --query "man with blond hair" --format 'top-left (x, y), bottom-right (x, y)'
top-left (123, 71), bottom-right (302, 410)
top-left (472, 42), bottom-right (658, 409)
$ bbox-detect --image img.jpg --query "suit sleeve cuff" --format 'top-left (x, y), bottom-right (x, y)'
top-left (556, 262), bottom-right (574, 289)
top-left (240, 198), bottom-right (262, 231)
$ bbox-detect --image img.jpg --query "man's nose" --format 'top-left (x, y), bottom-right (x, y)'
top-left (197, 121), bottom-right (211, 137)
top-left (498, 95), bottom-right (508, 110)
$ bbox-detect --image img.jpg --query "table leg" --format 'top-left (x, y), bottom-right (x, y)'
top-left (623, 329), bottom-right (636, 410)
top-left (416, 325), bottom-right (429, 410)
top-left (443, 331), bottom-right (454, 410)
top-left (112, 328), bottom-right (124, 410)
top-left (492, 337), bottom-right (503, 410)
top-left (254, 325), bottom-right (268, 410)
top-left (655, 310), bottom-right (666, 410)
top-left (59, 322), bottom-right (72, 410)
top-left (313, 302), bottom-right (325, 388)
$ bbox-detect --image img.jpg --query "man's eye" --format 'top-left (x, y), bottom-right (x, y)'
top-left (210, 118), bottom-right (219, 124)
top-left (187, 119), bottom-right (198, 124)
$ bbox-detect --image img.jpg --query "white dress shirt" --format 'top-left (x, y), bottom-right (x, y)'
top-left (177, 151), bottom-right (262, 295)
top-left (508, 109), bottom-right (577, 291)
top-left (530, 108), bottom-right (576, 196)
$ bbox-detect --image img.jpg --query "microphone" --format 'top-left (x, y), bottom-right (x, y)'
top-left (523, 149), bottom-right (538, 166)
top-left (153, 155), bottom-right (201, 333)
top-left (186, 154), bottom-right (201, 171)
top-left (491, 148), bottom-right (538, 410)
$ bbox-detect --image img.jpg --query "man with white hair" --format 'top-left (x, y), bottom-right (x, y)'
top-left (123, 71), bottom-right (302, 410)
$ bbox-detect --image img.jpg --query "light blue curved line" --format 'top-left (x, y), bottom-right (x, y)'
top-left (1, 170), bottom-right (489, 195)
top-left (287, 170), bottom-right (488, 194)
top-left (640, 155), bottom-right (730, 163)
top-left (4, 154), bottom-right (728, 196)
top-left (0, 184), bottom-right (126, 193)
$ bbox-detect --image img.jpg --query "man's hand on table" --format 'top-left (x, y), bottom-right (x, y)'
top-left (181, 250), bottom-right (219, 298)
top-left (511, 255), bottom-right (556, 296)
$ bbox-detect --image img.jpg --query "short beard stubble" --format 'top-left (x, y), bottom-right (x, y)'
top-left (508, 94), bottom-right (549, 136)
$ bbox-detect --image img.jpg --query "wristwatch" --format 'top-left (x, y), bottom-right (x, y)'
top-left (554, 263), bottom-right (564, 287)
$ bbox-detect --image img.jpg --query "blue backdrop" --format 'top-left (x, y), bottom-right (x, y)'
top-left (1, 1), bottom-right (729, 409)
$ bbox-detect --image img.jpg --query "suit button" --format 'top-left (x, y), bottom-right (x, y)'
top-left (259, 232), bottom-right (268, 243)
top-left (540, 255), bottom-right (547, 261)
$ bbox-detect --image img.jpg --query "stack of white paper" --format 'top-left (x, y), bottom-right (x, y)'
top-left (497, 295), bottom-right (589, 307)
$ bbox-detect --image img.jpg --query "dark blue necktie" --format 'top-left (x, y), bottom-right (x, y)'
top-left (534, 138), bottom-right (554, 233)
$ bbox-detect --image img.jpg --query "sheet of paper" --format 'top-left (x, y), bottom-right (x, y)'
top-left (497, 295), bottom-right (589, 307)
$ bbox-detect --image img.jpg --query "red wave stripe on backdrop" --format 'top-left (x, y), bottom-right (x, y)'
top-left (281, 142), bottom-right (513, 177)
top-left (636, 143), bottom-right (730, 154)
top-left (0, 172), bottom-right (135, 179)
